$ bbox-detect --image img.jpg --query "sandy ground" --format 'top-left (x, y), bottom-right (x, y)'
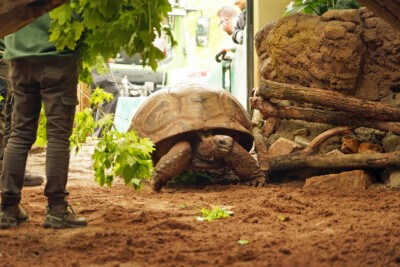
top-left (0, 140), bottom-right (399, 267)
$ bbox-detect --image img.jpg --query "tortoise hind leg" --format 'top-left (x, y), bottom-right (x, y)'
top-left (151, 141), bottom-right (192, 192)
top-left (223, 141), bottom-right (266, 187)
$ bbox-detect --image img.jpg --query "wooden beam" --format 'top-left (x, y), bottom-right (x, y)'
top-left (269, 151), bottom-right (400, 176)
top-left (0, 0), bottom-right (68, 37)
top-left (258, 79), bottom-right (400, 122)
top-left (250, 97), bottom-right (400, 134)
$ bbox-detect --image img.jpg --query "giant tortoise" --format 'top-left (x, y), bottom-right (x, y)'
top-left (129, 83), bottom-right (265, 192)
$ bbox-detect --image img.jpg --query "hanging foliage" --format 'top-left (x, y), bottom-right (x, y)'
top-left (285, 0), bottom-right (361, 16)
top-left (49, 0), bottom-right (175, 82)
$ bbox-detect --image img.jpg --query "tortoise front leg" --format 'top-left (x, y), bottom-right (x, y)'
top-left (151, 141), bottom-right (192, 192)
top-left (223, 141), bottom-right (266, 187)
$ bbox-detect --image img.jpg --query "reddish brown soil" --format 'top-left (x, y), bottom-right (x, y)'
top-left (1, 140), bottom-right (399, 267)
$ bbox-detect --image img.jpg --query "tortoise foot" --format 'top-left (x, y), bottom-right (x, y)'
top-left (151, 178), bottom-right (165, 192)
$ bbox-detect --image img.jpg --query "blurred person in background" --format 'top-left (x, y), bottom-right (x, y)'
top-left (232, 0), bottom-right (247, 44)
top-left (91, 60), bottom-right (120, 137)
top-left (215, 5), bottom-right (238, 62)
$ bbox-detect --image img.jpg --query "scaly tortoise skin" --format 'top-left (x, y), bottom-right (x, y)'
top-left (129, 83), bottom-right (265, 191)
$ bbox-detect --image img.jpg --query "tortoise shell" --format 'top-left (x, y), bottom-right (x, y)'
top-left (129, 83), bottom-right (253, 161)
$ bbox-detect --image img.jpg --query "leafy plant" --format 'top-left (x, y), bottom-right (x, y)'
top-left (49, 0), bottom-right (175, 83)
top-left (92, 126), bottom-right (154, 189)
top-left (196, 207), bottom-right (234, 222)
top-left (75, 88), bottom-right (155, 189)
top-left (69, 107), bottom-right (95, 154)
top-left (285, 0), bottom-right (361, 16)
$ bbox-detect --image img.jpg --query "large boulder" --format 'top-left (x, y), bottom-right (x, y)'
top-left (255, 8), bottom-right (400, 108)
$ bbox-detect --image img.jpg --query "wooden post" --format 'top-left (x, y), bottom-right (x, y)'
top-left (77, 83), bottom-right (91, 112)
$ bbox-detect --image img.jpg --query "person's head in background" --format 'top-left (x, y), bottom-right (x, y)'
top-left (234, 0), bottom-right (246, 11)
top-left (217, 5), bottom-right (238, 35)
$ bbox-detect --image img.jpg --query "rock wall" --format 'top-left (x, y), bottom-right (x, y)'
top-left (255, 8), bottom-right (400, 107)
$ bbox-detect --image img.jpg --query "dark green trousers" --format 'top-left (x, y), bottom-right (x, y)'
top-left (0, 57), bottom-right (79, 206)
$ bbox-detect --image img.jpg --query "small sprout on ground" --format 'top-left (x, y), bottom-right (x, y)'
top-left (196, 207), bottom-right (234, 222)
top-left (278, 215), bottom-right (289, 222)
top-left (75, 202), bottom-right (81, 206)
top-left (238, 239), bottom-right (249, 246)
top-left (180, 204), bottom-right (188, 208)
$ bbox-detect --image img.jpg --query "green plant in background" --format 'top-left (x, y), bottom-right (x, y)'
top-left (285, 0), bottom-right (361, 16)
top-left (69, 107), bottom-right (95, 154)
top-left (196, 207), bottom-right (234, 221)
top-left (49, 0), bottom-right (175, 83)
top-left (34, 105), bottom-right (47, 148)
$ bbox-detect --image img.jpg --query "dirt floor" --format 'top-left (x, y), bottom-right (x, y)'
top-left (1, 140), bottom-right (399, 267)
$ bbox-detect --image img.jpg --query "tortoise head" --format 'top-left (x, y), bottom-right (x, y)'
top-left (194, 131), bottom-right (234, 161)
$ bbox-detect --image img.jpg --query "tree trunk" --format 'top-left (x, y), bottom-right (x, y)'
top-left (258, 79), bottom-right (400, 122)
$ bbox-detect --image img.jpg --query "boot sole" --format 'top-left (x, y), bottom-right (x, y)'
top-left (0, 217), bottom-right (28, 229)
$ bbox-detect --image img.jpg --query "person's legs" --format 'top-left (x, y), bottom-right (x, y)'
top-left (0, 62), bottom-right (43, 187)
top-left (1, 92), bottom-right (44, 186)
top-left (38, 57), bottom-right (87, 228)
top-left (0, 59), bottom-right (42, 228)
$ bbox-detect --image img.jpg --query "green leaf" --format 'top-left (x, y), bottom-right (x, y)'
top-left (238, 239), bottom-right (250, 245)
top-left (196, 207), bottom-right (234, 222)
top-left (278, 215), bottom-right (289, 222)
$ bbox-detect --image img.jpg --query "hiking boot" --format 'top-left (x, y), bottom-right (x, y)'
top-left (43, 203), bottom-right (88, 229)
top-left (23, 170), bottom-right (44, 187)
top-left (0, 205), bottom-right (29, 229)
